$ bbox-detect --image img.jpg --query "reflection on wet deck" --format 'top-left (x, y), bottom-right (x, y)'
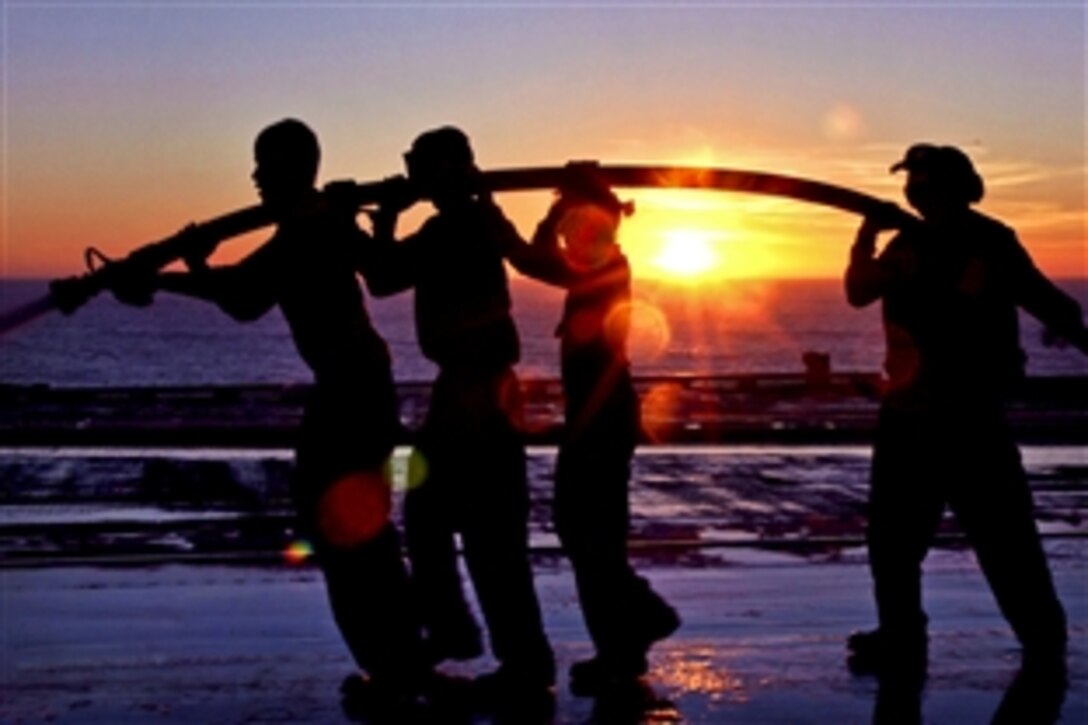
top-left (0, 445), bottom-right (1084, 565)
top-left (2, 543), bottom-right (1083, 723)
top-left (653, 646), bottom-right (748, 704)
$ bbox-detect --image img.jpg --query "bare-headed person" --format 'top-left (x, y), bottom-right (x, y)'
top-left (139, 119), bottom-right (430, 717)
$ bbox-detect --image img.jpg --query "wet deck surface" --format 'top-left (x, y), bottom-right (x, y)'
top-left (2, 444), bottom-right (1085, 566)
top-left (2, 542), bottom-right (1084, 723)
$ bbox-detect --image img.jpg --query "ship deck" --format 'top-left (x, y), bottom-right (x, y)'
top-left (2, 543), bottom-right (1085, 723)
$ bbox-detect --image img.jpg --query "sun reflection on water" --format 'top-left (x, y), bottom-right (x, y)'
top-left (652, 646), bottom-right (749, 704)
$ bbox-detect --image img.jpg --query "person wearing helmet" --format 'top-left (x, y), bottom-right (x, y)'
top-left (366, 126), bottom-right (556, 709)
top-left (515, 165), bottom-right (681, 696)
top-left (843, 143), bottom-right (1088, 679)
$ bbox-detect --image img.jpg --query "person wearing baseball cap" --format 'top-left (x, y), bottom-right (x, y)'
top-left (843, 143), bottom-right (1088, 680)
top-left (889, 143), bottom-right (985, 213)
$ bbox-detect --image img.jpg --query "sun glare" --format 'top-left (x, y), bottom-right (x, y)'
top-left (653, 228), bottom-right (722, 281)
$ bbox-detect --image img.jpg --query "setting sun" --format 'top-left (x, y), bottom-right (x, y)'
top-left (609, 189), bottom-right (850, 282)
top-left (613, 190), bottom-right (789, 282)
top-left (652, 228), bottom-right (723, 281)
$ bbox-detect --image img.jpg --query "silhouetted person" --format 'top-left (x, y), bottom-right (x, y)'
top-left (844, 143), bottom-right (1088, 679)
top-left (133, 119), bottom-right (429, 714)
top-left (366, 126), bottom-right (555, 705)
top-left (517, 167), bottom-right (679, 695)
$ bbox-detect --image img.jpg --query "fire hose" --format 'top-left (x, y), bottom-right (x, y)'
top-left (1, 164), bottom-right (913, 337)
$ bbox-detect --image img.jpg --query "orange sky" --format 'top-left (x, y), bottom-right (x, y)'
top-left (3, 5), bottom-right (1085, 282)
top-left (8, 154), bottom-right (1082, 284)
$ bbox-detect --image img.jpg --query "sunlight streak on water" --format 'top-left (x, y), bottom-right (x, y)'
top-left (653, 647), bottom-right (749, 703)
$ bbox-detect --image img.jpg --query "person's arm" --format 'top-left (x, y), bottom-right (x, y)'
top-left (156, 244), bottom-right (278, 321)
top-left (350, 218), bottom-right (416, 297)
top-left (1008, 237), bottom-right (1088, 354)
top-left (845, 205), bottom-right (904, 308)
top-left (492, 197), bottom-right (577, 287)
top-left (359, 177), bottom-right (419, 297)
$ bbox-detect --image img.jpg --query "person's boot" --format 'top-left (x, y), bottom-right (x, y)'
top-left (636, 597), bottom-right (681, 650)
top-left (846, 628), bottom-right (927, 681)
top-left (569, 654), bottom-right (648, 697)
top-left (422, 617), bottom-right (484, 665)
top-left (570, 597), bottom-right (680, 696)
top-left (340, 671), bottom-right (430, 723)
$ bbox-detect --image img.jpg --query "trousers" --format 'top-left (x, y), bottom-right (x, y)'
top-left (405, 365), bottom-right (554, 679)
top-left (866, 398), bottom-right (1066, 651)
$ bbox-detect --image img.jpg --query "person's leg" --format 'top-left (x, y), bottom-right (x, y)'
top-left (318, 518), bottom-right (425, 689)
top-left (403, 458), bottom-right (482, 662)
top-left (556, 441), bottom-right (676, 684)
top-left (949, 413), bottom-right (1066, 660)
top-left (404, 374), bottom-right (483, 663)
top-left (555, 445), bottom-right (628, 655)
top-left (293, 461), bottom-right (428, 697)
top-left (458, 370), bottom-right (554, 689)
top-left (855, 406), bottom-right (944, 671)
top-left (296, 369), bottom-right (439, 716)
top-left (461, 431), bottom-right (557, 687)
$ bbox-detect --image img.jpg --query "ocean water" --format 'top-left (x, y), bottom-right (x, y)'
top-left (2, 277), bottom-right (1086, 387)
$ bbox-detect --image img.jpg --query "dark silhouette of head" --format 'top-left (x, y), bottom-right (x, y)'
top-left (890, 143), bottom-right (984, 220)
top-left (403, 126), bottom-right (478, 208)
top-left (252, 119), bottom-right (320, 209)
top-left (556, 165), bottom-right (635, 270)
top-left (558, 165), bottom-right (635, 220)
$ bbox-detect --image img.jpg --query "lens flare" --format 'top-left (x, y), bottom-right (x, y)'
top-left (317, 471), bottom-right (392, 548)
top-left (640, 381), bottom-right (684, 443)
top-left (283, 538), bottom-right (314, 566)
top-left (821, 102), bottom-right (866, 141)
top-left (405, 448), bottom-right (430, 491)
top-left (557, 204), bottom-right (620, 273)
top-left (625, 298), bottom-right (671, 361)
